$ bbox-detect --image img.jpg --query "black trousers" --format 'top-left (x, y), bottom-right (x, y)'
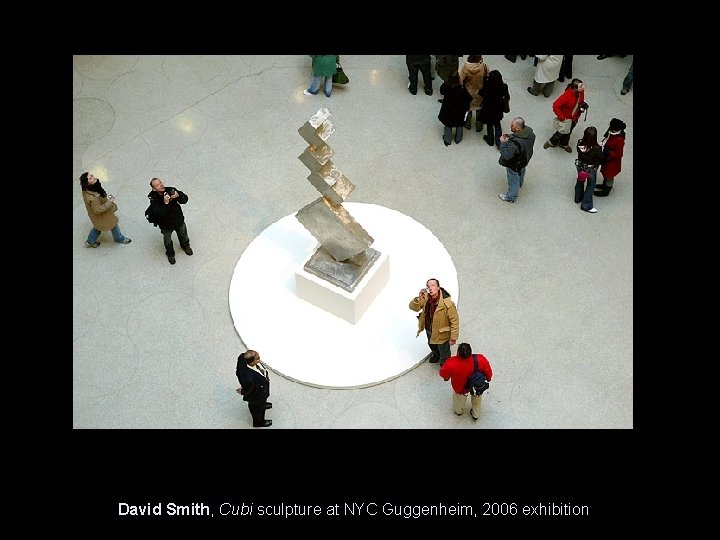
top-left (426, 328), bottom-right (451, 365)
top-left (248, 400), bottom-right (267, 426)
top-left (407, 59), bottom-right (432, 93)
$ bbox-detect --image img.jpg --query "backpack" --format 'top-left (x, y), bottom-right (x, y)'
top-left (466, 354), bottom-right (490, 395)
top-left (498, 138), bottom-right (527, 172)
top-left (145, 203), bottom-right (159, 227)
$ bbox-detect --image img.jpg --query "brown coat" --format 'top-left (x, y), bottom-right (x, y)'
top-left (460, 61), bottom-right (489, 111)
top-left (409, 291), bottom-right (460, 344)
top-left (82, 190), bottom-right (118, 231)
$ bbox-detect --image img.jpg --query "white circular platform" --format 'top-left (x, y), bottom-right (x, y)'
top-left (229, 203), bottom-right (458, 388)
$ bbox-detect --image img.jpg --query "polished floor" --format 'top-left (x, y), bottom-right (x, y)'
top-left (73, 55), bottom-right (633, 428)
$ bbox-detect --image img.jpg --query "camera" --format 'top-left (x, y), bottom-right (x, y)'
top-left (166, 187), bottom-right (175, 196)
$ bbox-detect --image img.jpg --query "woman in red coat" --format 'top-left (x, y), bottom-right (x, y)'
top-left (543, 78), bottom-right (586, 152)
top-left (595, 118), bottom-right (626, 197)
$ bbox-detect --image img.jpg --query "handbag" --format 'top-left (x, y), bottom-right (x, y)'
top-left (332, 64), bottom-right (349, 85)
top-left (553, 117), bottom-right (572, 134)
top-left (574, 159), bottom-right (591, 181)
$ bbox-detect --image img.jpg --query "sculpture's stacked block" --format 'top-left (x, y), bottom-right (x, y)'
top-left (295, 108), bottom-right (382, 294)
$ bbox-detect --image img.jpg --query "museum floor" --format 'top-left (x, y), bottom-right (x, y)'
top-left (73, 55), bottom-right (633, 428)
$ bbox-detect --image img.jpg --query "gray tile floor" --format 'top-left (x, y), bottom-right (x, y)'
top-left (73, 55), bottom-right (633, 429)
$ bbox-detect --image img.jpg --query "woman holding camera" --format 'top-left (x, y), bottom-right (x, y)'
top-left (543, 78), bottom-right (586, 153)
top-left (79, 172), bottom-right (131, 248)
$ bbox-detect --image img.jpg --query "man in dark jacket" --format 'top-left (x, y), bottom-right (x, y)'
top-left (498, 117), bottom-right (536, 203)
top-left (148, 177), bottom-right (192, 265)
top-left (236, 350), bottom-right (272, 428)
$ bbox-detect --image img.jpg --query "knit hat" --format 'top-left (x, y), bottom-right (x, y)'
top-left (609, 118), bottom-right (626, 132)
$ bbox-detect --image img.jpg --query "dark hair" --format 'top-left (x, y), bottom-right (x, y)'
top-left (458, 343), bottom-right (472, 358)
top-left (427, 278), bottom-right (440, 287)
top-left (150, 177), bottom-right (160, 187)
top-left (568, 78), bottom-right (583, 92)
top-left (79, 172), bottom-right (90, 190)
top-left (447, 72), bottom-right (461, 87)
top-left (467, 54), bottom-right (482, 64)
top-left (241, 350), bottom-right (257, 365)
top-left (580, 126), bottom-right (599, 148)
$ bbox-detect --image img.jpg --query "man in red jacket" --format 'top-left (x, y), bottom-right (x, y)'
top-left (543, 78), bottom-right (586, 153)
top-left (439, 342), bottom-right (492, 420)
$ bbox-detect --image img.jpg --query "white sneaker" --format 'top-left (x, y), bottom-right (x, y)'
top-left (303, 89), bottom-right (313, 96)
top-left (582, 207), bottom-right (598, 213)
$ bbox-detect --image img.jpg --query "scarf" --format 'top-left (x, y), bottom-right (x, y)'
top-left (86, 180), bottom-right (107, 198)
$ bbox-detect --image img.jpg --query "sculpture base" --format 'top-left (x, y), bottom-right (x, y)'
top-left (304, 247), bottom-right (380, 293)
top-left (230, 203), bottom-right (459, 388)
top-left (296, 248), bottom-right (389, 324)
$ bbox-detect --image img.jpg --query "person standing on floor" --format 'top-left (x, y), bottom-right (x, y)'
top-left (303, 55), bottom-right (338, 98)
top-left (527, 55), bottom-right (563, 98)
top-left (406, 55), bottom-right (433, 96)
top-left (80, 172), bottom-right (131, 248)
top-left (147, 177), bottom-right (192, 265)
top-left (236, 350), bottom-right (272, 428)
top-left (557, 55), bottom-right (573, 83)
top-left (575, 126), bottom-right (604, 213)
top-left (435, 55), bottom-right (462, 83)
top-left (498, 117), bottom-right (536, 203)
top-left (543, 78), bottom-right (586, 153)
top-left (459, 54), bottom-right (489, 132)
top-left (621, 62), bottom-right (633, 95)
top-left (438, 73), bottom-right (472, 146)
top-left (478, 70), bottom-right (510, 148)
top-left (409, 278), bottom-right (460, 366)
top-left (439, 342), bottom-right (492, 420)
top-left (595, 118), bottom-right (626, 197)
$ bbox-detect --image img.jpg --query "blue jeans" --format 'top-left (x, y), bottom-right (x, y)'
top-left (623, 62), bottom-right (633, 91)
top-left (504, 167), bottom-right (526, 200)
top-left (308, 76), bottom-right (333, 97)
top-left (160, 222), bottom-right (190, 256)
top-left (443, 126), bottom-right (463, 145)
top-left (87, 224), bottom-right (127, 243)
top-left (575, 167), bottom-right (597, 210)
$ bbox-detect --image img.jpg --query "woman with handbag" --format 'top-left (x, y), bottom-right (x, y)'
top-left (575, 126), bottom-right (603, 213)
top-left (543, 78), bottom-right (586, 153)
top-left (303, 55), bottom-right (338, 98)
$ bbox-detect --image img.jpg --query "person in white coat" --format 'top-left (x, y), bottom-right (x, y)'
top-left (527, 55), bottom-right (563, 98)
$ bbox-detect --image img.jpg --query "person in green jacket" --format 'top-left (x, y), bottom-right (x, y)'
top-left (303, 55), bottom-right (338, 98)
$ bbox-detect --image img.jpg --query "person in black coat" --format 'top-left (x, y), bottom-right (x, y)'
top-left (148, 177), bottom-right (192, 265)
top-left (438, 73), bottom-right (472, 146)
top-left (478, 70), bottom-right (510, 148)
top-left (236, 350), bottom-right (272, 427)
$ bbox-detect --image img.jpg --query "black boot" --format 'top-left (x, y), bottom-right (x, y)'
top-left (595, 186), bottom-right (612, 197)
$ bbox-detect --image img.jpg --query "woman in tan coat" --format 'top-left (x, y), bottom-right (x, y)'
top-left (80, 172), bottom-right (131, 247)
top-left (460, 55), bottom-right (489, 132)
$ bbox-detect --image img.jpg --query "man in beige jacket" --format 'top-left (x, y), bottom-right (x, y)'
top-left (409, 278), bottom-right (460, 366)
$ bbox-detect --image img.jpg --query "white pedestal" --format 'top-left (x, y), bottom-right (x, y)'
top-left (229, 203), bottom-right (458, 388)
top-left (295, 250), bottom-right (390, 324)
